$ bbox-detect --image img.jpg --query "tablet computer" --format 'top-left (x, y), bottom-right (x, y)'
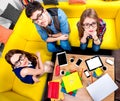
top-left (85, 56), bottom-right (103, 71)
top-left (57, 51), bottom-right (68, 67)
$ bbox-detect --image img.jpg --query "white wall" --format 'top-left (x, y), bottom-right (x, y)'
top-left (0, 0), bottom-right (23, 11)
top-left (0, 0), bottom-right (23, 28)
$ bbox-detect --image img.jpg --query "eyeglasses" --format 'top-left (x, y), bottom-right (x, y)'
top-left (32, 10), bottom-right (44, 23)
top-left (83, 22), bottom-right (97, 29)
top-left (14, 54), bottom-right (25, 67)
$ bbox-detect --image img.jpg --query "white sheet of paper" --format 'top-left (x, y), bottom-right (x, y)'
top-left (86, 73), bottom-right (118, 101)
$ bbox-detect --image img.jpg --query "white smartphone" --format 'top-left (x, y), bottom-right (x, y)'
top-left (57, 51), bottom-right (68, 67)
top-left (84, 70), bottom-right (90, 78)
top-left (75, 58), bottom-right (82, 67)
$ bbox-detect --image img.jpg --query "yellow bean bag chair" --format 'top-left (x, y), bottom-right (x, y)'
top-left (0, 9), bottom-right (52, 101)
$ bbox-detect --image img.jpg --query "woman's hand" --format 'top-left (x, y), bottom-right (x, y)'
top-left (35, 52), bottom-right (44, 72)
top-left (36, 52), bottom-right (40, 58)
top-left (80, 31), bottom-right (89, 43)
top-left (88, 31), bottom-right (101, 45)
top-left (83, 30), bottom-right (90, 38)
top-left (89, 31), bottom-right (97, 40)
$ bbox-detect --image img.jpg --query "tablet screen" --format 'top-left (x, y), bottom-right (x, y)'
top-left (57, 52), bottom-right (68, 67)
top-left (85, 56), bottom-right (103, 71)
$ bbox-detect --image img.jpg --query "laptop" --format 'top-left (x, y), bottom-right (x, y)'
top-left (86, 73), bottom-right (118, 101)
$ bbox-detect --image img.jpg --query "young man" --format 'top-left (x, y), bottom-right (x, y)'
top-left (25, 1), bottom-right (71, 52)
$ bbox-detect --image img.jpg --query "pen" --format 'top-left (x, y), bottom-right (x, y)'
top-left (90, 72), bottom-right (93, 83)
top-left (80, 68), bottom-right (84, 78)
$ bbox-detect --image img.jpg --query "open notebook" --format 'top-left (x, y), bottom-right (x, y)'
top-left (86, 73), bottom-right (118, 101)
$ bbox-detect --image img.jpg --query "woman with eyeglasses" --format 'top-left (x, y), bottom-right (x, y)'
top-left (5, 49), bottom-right (54, 84)
top-left (77, 8), bottom-right (106, 52)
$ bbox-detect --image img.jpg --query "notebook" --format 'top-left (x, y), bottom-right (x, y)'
top-left (48, 81), bottom-right (59, 99)
top-left (86, 73), bottom-right (118, 101)
top-left (62, 72), bottom-right (83, 93)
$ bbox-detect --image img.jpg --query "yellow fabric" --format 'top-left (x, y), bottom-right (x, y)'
top-left (56, 2), bottom-right (86, 17)
top-left (12, 10), bottom-right (42, 41)
top-left (12, 74), bottom-right (47, 101)
top-left (0, 58), bottom-right (14, 92)
top-left (68, 18), bottom-right (80, 46)
top-left (0, 92), bottom-right (33, 101)
top-left (115, 9), bottom-right (120, 48)
top-left (100, 19), bottom-right (118, 49)
top-left (86, 2), bottom-right (120, 19)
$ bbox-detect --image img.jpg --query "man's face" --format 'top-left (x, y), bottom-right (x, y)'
top-left (30, 9), bottom-right (50, 27)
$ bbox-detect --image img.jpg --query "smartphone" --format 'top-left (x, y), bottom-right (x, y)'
top-left (57, 51), bottom-right (68, 67)
top-left (105, 58), bottom-right (114, 65)
top-left (84, 70), bottom-right (90, 78)
top-left (75, 58), bottom-right (82, 67)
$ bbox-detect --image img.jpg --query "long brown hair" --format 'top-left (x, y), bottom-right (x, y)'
top-left (5, 49), bottom-right (38, 69)
top-left (77, 8), bottom-right (100, 39)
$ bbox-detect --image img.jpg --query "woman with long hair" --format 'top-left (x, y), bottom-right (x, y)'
top-left (5, 49), bottom-right (54, 84)
top-left (77, 8), bottom-right (106, 52)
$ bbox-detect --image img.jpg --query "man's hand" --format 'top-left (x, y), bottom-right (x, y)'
top-left (46, 34), bottom-right (68, 42)
top-left (59, 34), bottom-right (68, 40)
top-left (48, 34), bottom-right (52, 37)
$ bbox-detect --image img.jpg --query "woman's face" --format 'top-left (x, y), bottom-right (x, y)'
top-left (10, 53), bottom-right (30, 67)
top-left (83, 17), bottom-right (97, 34)
top-left (30, 9), bottom-right (51, 27)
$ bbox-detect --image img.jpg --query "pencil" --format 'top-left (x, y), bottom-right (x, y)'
top-left (80, 68), bottom-right (84, 78)
top-left (90, 72), bottom-right (93, 83)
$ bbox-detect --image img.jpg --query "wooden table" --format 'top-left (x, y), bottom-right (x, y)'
top-left (51, 54), bottom-right (115, 101)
